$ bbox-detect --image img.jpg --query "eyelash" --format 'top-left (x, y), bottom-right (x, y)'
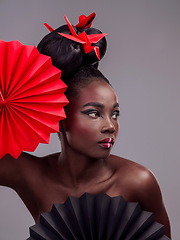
top-left (81, 109), bottom-right (120, 119)
top-left (81, 109), bottom-right (100, 118)
top-left (112, 111), bottom-right (120, 119)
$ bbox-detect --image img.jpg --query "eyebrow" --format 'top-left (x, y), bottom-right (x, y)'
top-left (82, 102), bottom-right (119, 108)
top-left (83, 102), bottom-right (104, 108)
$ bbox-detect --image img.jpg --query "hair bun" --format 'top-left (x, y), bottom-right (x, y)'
top-left (37, 25), bottom-right (84, 79)
top-left (37, 14), bottom-right (107, 79)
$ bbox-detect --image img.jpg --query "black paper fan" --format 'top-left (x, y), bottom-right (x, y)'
top-left (27, 193), bottom-right (170, 240)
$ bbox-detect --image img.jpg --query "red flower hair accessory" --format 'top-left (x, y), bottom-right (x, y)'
top-left (58, 15), bottom-right (107, 60)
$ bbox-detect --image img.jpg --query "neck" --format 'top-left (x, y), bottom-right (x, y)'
top-left (57, 135), bottom-right (110, 187)
top-left (59, 148), bottom-right (105, 187)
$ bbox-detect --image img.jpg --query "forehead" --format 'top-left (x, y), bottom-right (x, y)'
top-left (73, 80), bottom-right (118, 106)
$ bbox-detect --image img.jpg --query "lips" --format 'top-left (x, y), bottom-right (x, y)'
top-left (99, 138), bottom-right (114, 143)
top-left (98, 138), bottom-right (114, 149)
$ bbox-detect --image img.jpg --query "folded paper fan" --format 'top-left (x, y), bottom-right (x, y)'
top-left (0, 40), bottom-right (69, 159)
top-left (27, 193), bottom-right (170, 240)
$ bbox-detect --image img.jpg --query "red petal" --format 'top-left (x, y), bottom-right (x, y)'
top-left (88, 33), bottom-right (107, 43)
top-left (75, 12), bottom-right (96, 29)
top-left (94, 46), bottom-right (100, 60)
top-left (58, 33), bottom-right (86, 44)
top-left (64, 15), bottom-right (77, 37)
top-left (44, 23), bottom-right (54, 32)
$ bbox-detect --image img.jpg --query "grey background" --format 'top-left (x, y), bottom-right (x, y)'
top-left (0, 0), bottom-right (179, 239)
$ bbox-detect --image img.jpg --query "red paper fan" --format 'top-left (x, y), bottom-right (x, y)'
top-left (0, 40), bottom-right (69, 159)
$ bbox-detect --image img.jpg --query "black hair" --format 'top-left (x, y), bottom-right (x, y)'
top-left (64, 65), bottom-right (110, 101)
top-left (37, 18), bottom-right (110, 101)
top-left (37, 25), bottom-right (83, 79)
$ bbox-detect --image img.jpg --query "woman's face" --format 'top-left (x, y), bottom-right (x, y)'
top-left (63, 78), bottom-right (120, 159)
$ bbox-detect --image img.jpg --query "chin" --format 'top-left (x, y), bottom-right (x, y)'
top-left (90, 150), bottom-right (111, 160)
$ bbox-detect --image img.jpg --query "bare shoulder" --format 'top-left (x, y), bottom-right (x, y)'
top-left (107, 155), bottom-right (171, 237)
top-left (0, 152), bottom-right (38, 187)
top-left (0, 151), bottom-right (60, 188)
top-left (15, 152), bottom-right (60, 177)
top-left (108, 154), bottom-right (155, 184)
top-left (108, 154), bottom-right (161, 198)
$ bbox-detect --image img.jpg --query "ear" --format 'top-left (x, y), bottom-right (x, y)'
top-left (59, 119), bottom-right (68, 132)
top-left (59, 121), bottom-right (63, 128)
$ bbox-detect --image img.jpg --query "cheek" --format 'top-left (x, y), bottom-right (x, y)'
top-left (66, 119), bottom-right (98, 141)
top-left (114, 121), bottom-right (120, 137)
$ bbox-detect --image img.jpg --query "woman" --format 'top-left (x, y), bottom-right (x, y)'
top-left (0, 14), bottom-right (171, 237)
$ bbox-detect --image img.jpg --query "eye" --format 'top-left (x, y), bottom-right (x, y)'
top-left (111, 110), bottom-right (120, 120)
top-left (88, 111), bottom-right (100, 118)
top-left (81, 109), bottom-right (101, 119)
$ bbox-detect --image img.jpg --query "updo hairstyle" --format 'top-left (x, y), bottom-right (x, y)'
top-left (37, 15), bottom-right (109, 101)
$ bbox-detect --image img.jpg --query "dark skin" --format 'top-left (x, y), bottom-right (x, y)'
top-left (0, 79), bottom-right (171, 237)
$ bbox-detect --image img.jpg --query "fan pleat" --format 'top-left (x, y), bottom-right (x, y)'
top-left (47, 205), bottom-right (76, 240)
top-left (9, 64), bottom-right (63, 100)
top-left (0, 40), bottom-right (7, 96)
top-left (9, 104), bottom-right (60, 131)
top-left (0, 104), bottom-right (54, 158)
top-left (79, 193), bottom-right (96, 239)
top-left (136, 222), bottom-right (164, 240)
top-left (105, 195), bottom-right (127, 240)
top-left (122, 211), bottom-right (154, 240)
top-left (5, 44), bottom-right (40, 99)
top-left (0, 107), bottom-right (33, 159)
top-left (66, 197), bottom-right (88, 239)
top-left (156, 236), bottom-right (170, 240)
top-left (40, 213), bottom-right (72, 239)
top-left (7, 105), bottom-right (57, 141)
top-left (30, 223), bottom-right (61, 240)
top-left (1, 107), bottom-right (39, 157)
top-left (12, 91), bottom-right (68, 104)
top-left (41, 209), bottom-right (76, 239)
top-left (11, 102), bottom-right (67, 118)
top-left (52, 203), bottom-right (83, 239)
top-left (95, 193), bottom-right (112, 239)
top-left (5, 41), bottom-right (24, 96)
top-left (7, 50), bottom-right (50, 98)
top-left (114, 202), bottom-right (142, 239)
top-left (65, 196), bottom-right (87, 239)
top-left (11, 76), bottom-right (66, 100)
top-left (0, 108), bottom-right (20, 159)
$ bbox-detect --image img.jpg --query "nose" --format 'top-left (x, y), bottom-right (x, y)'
top-left (101, 117), bottom-right (116, 134)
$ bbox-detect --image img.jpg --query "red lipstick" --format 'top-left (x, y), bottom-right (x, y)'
top-left (98, 138), bottom-right (114, 149)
